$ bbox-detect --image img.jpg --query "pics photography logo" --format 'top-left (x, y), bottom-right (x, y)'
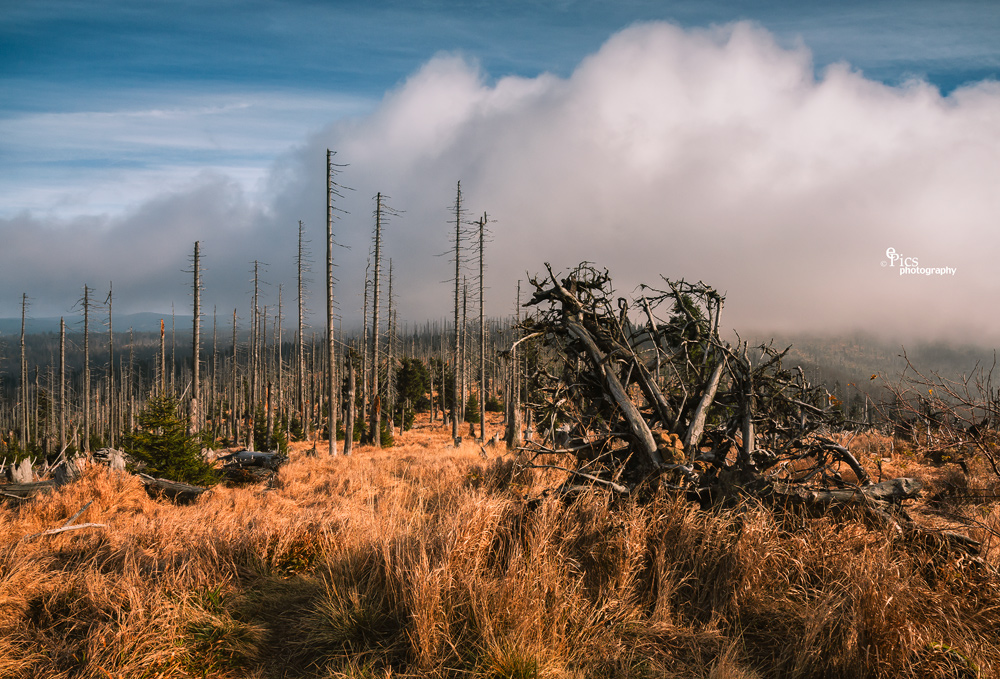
top-left (882, 247), bottom-right (957, 277)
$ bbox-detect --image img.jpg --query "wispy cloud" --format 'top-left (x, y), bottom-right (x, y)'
top-left (0, 89), bottom-right (373, 218)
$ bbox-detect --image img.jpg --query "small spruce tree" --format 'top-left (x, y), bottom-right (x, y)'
top-left (125, 395), bottom-right (218, 485)
top-left (464, 392), bottom-right (480, 424)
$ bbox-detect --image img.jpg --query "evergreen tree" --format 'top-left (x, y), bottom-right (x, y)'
top-left (125, 395), bottom-right (218, 485)
top-left (464, 392), bottom-right (480, 424)
top-left (397, 358), bottom-right (430, 410)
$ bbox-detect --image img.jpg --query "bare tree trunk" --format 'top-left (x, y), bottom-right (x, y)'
top-left (297, 220), bottom-right (309, 441)
top-left (370, 193), bottom-right (383, 448)
top-left (20, 293), bottom-right (28, 452)
top-left (106, 283), bottom-right (115, 448)
top-left (683, 358), bottom-right (726, 460)
top-left (461, 277), bottom-right (467, 430)
top-left (276, 285), bottom-right (283, 447)
top-left (504, 346), bottom-right (522, 449)
top-left (83, 286), bottom-right (91, 453)
top-left (452, 181), bottom-right (462, 444)
top-left (212, 306), bottom-right (218, 438)
top-left (325, 149), bottom-right (339, 456)
top-left (249, 260), bottom-right (259, 445)
top-left (128, 328), bottom-right (135, 432)
top-left (478, 214), bottom-right (487, 441)
top-left (59, 317), bottom-right (66, 452)
top-left (310, 333), bottom-right (317, 441)
top-left (231, 309), bottom-right (238, 446)
top-left (386, 258), bottom-right (395, 435)
top-left (262, 305), bottom-right (268, 444)
top-left (170, 304), bottom-right (176, 394)
top-left (344, 354), bottom-right (355, 456)
top-left (266, 381), bottom-right (274, 449)
top-left (361, 259), bottom-right (370, 436)
top-left (159, 318), bottom-right (166, 396)
top-left (190, 241), bottom-right (201, 435)
top-left (505, 282), bottom-right (522, 449)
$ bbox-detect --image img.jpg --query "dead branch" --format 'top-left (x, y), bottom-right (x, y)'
top-left (514, 262), bottom-right (874, 508)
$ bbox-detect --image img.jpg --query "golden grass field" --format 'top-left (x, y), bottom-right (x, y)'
top-left (3, 417), bottom-right (1000, 678)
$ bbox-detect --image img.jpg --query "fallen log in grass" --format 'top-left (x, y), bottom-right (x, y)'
top-left (137, 473), bottom-right (209, 503)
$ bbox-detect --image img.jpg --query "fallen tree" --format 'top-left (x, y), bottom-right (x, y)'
top-left (511, 263), bottom-right (959, 540)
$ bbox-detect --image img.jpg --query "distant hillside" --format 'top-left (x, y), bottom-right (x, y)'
top-left (0, 313), bottom-right (192, 336)
top-left (3, 314), bottom-right (996, 413)
top-left (742, 331), bottom-right (998, 411)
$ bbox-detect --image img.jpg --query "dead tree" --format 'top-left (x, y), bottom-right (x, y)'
top-left (325, 149), bottom-right (348, 456)
top-left (478, 213), bottom-right (488, 441)
top-left (59, 318), bottom-right (66, 453)
top-left (19, 293), bottom-right (28, 452)
top-left (344, 352), bottom-right (356, 456)
top-left (451, 181), bottom-right (466, 444)
top-left (370, 193), bottom-right (384, 447)
top-left (159, 318), bottom-right (166, 396)
top-left (190, 242), bottom-right (201, 435)
top-left (296, 220), bottom-right (310, 441)
top-left (516, 263), bottom-right (879, 506)
top-left (81, 286), bottom-right (92, 453)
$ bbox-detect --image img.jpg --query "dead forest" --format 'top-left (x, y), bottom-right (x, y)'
top-left (3, 155), bottom-right (1000, 577)
top-left (6, 173), bottom-right (1000, 676)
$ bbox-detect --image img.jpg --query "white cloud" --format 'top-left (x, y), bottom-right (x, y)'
top-left (4, 21), bottom-right (1000, 344)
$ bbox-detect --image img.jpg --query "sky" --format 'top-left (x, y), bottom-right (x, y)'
top-left (2, 0), bottom-right (999, 343)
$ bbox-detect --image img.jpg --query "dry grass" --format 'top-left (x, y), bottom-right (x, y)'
top-left (3, 419), bottom-right (1000, 678)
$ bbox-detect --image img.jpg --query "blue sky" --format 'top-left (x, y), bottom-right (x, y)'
top-left (2, 1), bottom-right (999, 340)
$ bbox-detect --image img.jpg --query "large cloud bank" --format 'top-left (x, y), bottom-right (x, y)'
top-left (4, 21), bottom-right (1000, 342)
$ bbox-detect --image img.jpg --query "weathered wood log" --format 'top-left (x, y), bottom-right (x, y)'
top-left (138, 473), bottom-right (208, 503)
top-left (774, 477), bottom-right (923, 508)
top-left (219, 450), bottom-right (287, 469)
top-left (0, 480), bottom-right (57, 499)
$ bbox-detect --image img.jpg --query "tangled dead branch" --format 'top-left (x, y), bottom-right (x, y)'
top-left (514, 262), bottom-right (926, 520)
